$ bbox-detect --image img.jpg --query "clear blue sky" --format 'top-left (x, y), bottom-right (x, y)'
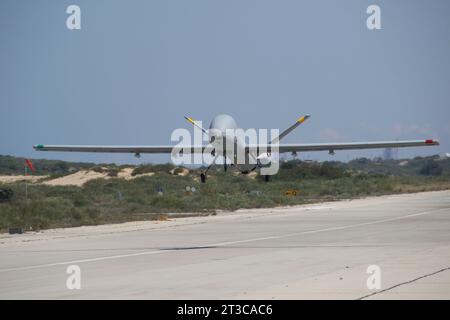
top-left (1, 0), bottom-right (449, 164)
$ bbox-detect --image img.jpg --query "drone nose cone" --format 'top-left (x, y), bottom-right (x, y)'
top-left (209, 114), bottom-right (238, 132)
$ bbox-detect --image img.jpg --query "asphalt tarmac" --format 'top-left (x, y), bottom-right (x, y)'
top-left (1, 190), bottom-right (449, 299)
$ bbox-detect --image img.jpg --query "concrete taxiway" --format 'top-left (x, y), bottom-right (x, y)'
top-left (0, 190), bottom-right (449, 299)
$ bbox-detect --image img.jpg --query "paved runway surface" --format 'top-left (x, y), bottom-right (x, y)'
top-left (1, 190), bottom-right (449, 299)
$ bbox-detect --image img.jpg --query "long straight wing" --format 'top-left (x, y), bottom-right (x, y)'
top-left (34, 139), bottom-right (439, 155)
top-left (247, 139), bottom-right (439, 153)
top-left (33, 144), bottom-right (206, 154)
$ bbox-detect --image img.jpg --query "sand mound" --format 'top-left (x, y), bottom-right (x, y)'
top-left (170, 168), bottom-right (189, 176)
top-left (246, 171), bottom-right (258, 179)
top-left (1, 166), bottom-right (161, 187)
top-left (118, 167), bottom-right (154, 180)
top-left (0, 175), bottom-right (47, 184)
top-left (133, 172), bottom-right (155, 178)
top-left (117, 167), bottom-right (134, 180)
top-left (43, 170), bottom-right (109, 187)
top-left (232, 171), bottom-right (258, 179)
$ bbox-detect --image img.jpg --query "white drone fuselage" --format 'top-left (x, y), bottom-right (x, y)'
top-left (207, 114), bottom-right (262, 173)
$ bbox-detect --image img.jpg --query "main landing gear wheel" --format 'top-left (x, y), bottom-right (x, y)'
top-left (200, 173), bottom-right (206, 183)
top-left (263, 175), bottom-right (270, 182)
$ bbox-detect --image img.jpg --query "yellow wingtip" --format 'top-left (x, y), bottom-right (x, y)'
top-left (297, 115), bottom-right (311, 123)
top-left (185, 116), bottom-right (195, 124)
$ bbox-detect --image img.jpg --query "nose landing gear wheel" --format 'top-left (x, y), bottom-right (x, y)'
top-left (200, 173), bottom-right (206, 183)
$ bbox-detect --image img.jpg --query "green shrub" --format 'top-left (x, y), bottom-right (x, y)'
top-left (419, 160), bottom-right (443, 176)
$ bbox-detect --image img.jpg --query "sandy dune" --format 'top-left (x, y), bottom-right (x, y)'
top-left (2, 167), bottom-right (180, 187)
top-left (117, 167), bottom-right (155, 180)
top-left (170, 168), bottom-right (189, 176)
top-left (0, 175), bottom-right (47, 184)
top-left (43, 170), bottom-right (109, 187)
top-left (42, 168), bottom-right (156, 187)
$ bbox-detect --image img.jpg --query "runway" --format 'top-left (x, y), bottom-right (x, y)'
top-left (1, 190), bottom-right (450, 299)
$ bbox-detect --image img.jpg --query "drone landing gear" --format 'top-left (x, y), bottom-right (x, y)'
top-left (200, 154), bottom-right (221, 183)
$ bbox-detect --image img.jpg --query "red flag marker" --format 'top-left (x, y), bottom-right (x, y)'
top-left (25, 159), bottom-right (35, 174)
